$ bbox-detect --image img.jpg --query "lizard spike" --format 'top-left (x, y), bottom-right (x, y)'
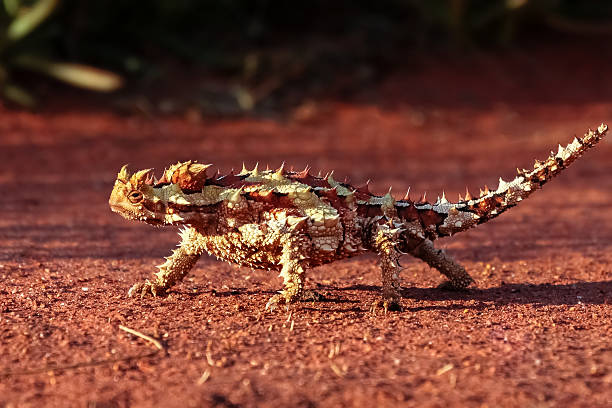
top-left (556, 144), bottom-right (564, 157)
top-left (464, 187), bottom-right (472, 201)
top-left (383, 190), bottom-right (395, 205)
top-left (271, 162), bottom-right (286, 180)
top-left (484, 185), bottom-right (490, 195)
top-left (252, 163), bottom-right (259, 176)
top-left (265, 164), bottom-right (270, 171)
top-left (458, 193), bottom-right (463, 202)
top-left (344, 244), bottom-right (357, 252)
top-left (497, 177), bottom-right (508, 192)
top-left (239, 163), bottom-right (248, 176)
top-left (117, 164), bottom-right (130, 183)
top-left (195, 162), bottom-right (213, 173)
top-left (157, 167), bottom-right (169, 184)
top-left (144, 172), bottom-right (155, 185)
top-left (286, 216), bottom-right (308, 231)
top-left (417, 192), bottom-right (427, 204)
top-left (327, 170), bottom-right (336, 184)
top-left (317, 171), bottom-right (322, 178)
top-left (229, 186), bottom-right (244, 203)
top-left (403, 186), bottom-right (411, 200)
top-left (534, 159), bottom-right (542, 168)
top-left (582, 130), bottom-right (592, 142)
top-left (175, 162), bottom-right (211, 186)
top-left (440, 191), bottom-right (448, 204)
top-left (295, 167), bottom-right (309, 178)
top-left (130, 168), bottom-right (154, 188)
top-left (356, 180), bottom-right (371, 195)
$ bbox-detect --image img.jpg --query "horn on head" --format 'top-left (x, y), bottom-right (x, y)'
top-left (130, 168), bottom-right (155, 188)
top-left (117, 165), bottom-right (130, 183)
top-left (165, 161), bottom-right (212, 190)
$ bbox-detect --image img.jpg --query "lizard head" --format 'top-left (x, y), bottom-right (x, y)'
top-left (110, 161), bottom-right (216, 227)
top-left (109, 165), bottom-right (165, 225)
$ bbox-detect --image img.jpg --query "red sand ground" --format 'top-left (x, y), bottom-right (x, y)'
top-left (0, 43), bottom-right (611, 407)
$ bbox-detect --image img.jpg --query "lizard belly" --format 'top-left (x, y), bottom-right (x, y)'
top-left (199, 229), bottom-right (283, 271)
top-left (198, 209), bottom-right (367, 270)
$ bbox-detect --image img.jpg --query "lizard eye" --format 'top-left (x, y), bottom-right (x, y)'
top-left (128, 190), bottom-right (144, 203)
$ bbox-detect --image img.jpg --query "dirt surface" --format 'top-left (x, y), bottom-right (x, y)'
top-left (1, 42), bottom-right (611, 407)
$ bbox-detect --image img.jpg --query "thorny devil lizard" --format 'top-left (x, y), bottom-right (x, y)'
top-left (109, 124), bottom-right (607, 312)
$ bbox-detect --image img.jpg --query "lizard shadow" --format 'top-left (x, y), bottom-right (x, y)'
top-left (202, 287), bottom-right (360, 305)
top-left (181, 281), bottom-right (610, 312)
top-left (329, 281), bottom-right (611, 307)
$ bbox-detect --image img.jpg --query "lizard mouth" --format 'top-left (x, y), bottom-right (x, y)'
top-left (109, 203), bottom-right (164, 225)
top-left (139, 216), bottom-right (164, 226)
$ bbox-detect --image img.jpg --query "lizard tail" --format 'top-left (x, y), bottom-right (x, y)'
top-left (418, 123), bottom-right (608, 238)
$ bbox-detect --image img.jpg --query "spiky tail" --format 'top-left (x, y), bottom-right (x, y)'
top-left (428, 124), bottom-right (608, 237)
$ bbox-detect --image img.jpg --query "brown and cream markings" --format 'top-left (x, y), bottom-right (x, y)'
top-left (109, 124), bottom-right (608, 311)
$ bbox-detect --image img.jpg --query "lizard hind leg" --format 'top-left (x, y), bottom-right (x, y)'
top-left (409, 238), bottom-right (474, 290)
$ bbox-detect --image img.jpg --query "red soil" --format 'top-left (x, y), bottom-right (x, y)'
top-left (1, 41), bottom-right (611, 407)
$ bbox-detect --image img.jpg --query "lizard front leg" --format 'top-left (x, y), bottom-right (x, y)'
top-left (265, 233), bottom-right (310, 312)
top-left (128, 227), bottom-right (204, 298)
top-left (409, 238), bottom-right (474, 290)
top-left (370, 224), bottom-right (403, 312)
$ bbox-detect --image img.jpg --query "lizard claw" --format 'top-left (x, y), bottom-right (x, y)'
top-left (265, 294), bottom-right (288, 312)
top-left (266, 290), bottom-right (322, 311)
top-left (369, 298), bottom-right (402, 313)
top-left (128, 280), bottom-right (165, 298)
top-left (300, 289), bottom-right (325, 302)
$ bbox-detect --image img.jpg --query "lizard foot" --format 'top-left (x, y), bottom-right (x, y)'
top-left (265, 294), bottom-right (291, 312)
top-left (437, 278), bottom-right (474, 292)
top-left (300, 290), bottom-right (325, 302)
top-left (265, 290), bottom-right (323, 311)
top-left (369, 298), bottom-right (402, 313)
top-left (128, 280), bottom-right (166, 298)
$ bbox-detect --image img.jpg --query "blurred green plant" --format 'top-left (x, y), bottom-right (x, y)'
top-left (0, 0), bottom-right (122, 107)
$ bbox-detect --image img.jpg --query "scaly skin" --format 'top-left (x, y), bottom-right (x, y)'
top-left (109, 124), bottom-right (608, 312)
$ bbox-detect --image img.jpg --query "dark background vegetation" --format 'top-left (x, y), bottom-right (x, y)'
top-left (3, 0), bottom-right (612, 111)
